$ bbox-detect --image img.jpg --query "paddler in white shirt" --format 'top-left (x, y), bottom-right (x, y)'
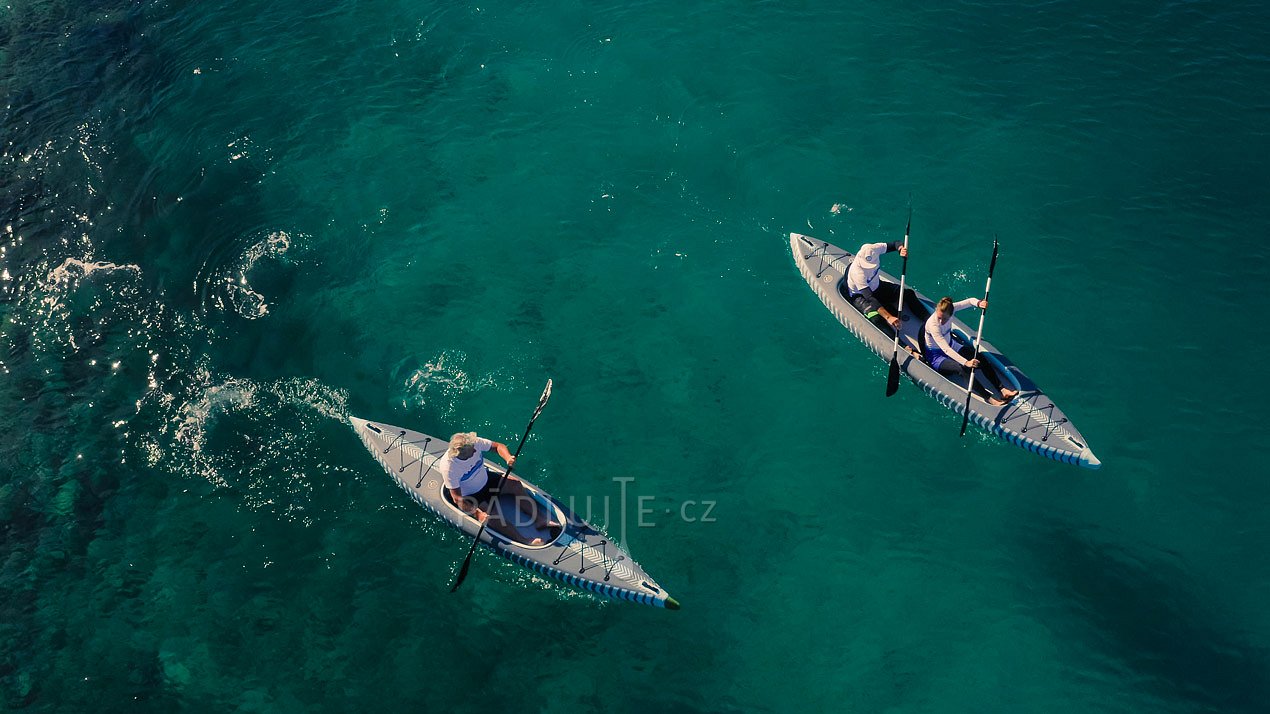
top-left (440, 432), bottom-right (559, 545)
top-left (922, 296), bottom-right (1019, 406)
top-left (844, 239), bottom-right (909, 333)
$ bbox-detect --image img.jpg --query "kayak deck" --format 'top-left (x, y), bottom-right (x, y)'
top-left (790, 232), bottom-right (1099, 469)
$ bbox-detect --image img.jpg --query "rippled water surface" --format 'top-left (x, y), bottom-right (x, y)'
top-left (3, 0), bottom-right (1269, 711)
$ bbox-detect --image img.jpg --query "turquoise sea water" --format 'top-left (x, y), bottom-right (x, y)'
top-left (3, 0), bottom-right (1270, 710)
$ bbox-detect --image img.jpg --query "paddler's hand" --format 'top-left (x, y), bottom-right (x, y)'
top-left (493, 441), bottom-right (515, 465)
top-left (899, 245), bottom-right (908, 258)
top-left (887, 315), bottom-right (901, 330)
top-left (978, 299), bottom-right (988, 309)
top-left (505, 456), bottom-right (516, 468)
top-left (966, 358), bottom-right (981, 369)
top-left (474, 510), bottom-right (488, 524)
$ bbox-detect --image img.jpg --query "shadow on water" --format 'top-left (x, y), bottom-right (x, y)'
top-left (1022, 521), bottom-right (1269, 712)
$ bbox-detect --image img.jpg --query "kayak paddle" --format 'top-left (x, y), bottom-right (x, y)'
top-left (449, 378), bottom-right (554, 593)
top-left (960, 238), bottom-right (999, 437)
top-left (886, 201), bottom-right (913, 397)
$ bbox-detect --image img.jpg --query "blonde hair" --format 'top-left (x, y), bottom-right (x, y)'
top-left (448, 432), bottom-right (478, 457)
top-left (937, 296), bottom-right (954, 314)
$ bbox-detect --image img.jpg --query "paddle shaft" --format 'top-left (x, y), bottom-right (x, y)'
top-left (885, 204), bottom-right (913, 397)
top-left (890, 209), bottom-right (912, 355)
top-left (960, 240), bottom-right (999, 436)
top-left (450, 380), bottom-right (552, 593)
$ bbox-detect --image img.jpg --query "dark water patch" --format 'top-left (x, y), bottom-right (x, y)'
top-left (1020, 523), bottom-right (1270, 713)
top-left (509, 296), bottom-right (546, 335)
top-left (2, 0), bottom-right (179, 155)
top-left (128, 168), bottom-right (280, 310)
top-left (0, 472), bottom-right (41, 552)
top-left (0, 171), bottom-right (46, 233)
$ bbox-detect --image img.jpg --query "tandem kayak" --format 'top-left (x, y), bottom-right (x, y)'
top-left (350, 417), bottom-right (680, 609)
top-left (790, 233), bottom-right (1099, 469)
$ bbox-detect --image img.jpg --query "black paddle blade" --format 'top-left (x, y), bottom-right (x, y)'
top-left (449, 559), bottom-right (472, 593)
top-left (450, 523), bottom-right (487, 593)
top-left (959, 401), bottom-right (972, 437)
top-left (886, 356), bottom-right (901, 397)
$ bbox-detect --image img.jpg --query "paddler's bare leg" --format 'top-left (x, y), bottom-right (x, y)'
top-left (939, 356), bottom-right (1008, 406)
top-left (482, 511), bottom-right (538, 544)
top-left (460, 491), bottom-right (547, 546)
top-left (956, 346), bottom-right (1016, 404)
top-left (498, 476), bottom-right (561, 533)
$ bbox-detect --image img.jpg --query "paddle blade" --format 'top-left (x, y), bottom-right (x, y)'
top-left (449, 553), bottom-right (474, 593)
top-left (886, 356), bottom-right (901, 397)
top-left (450, 528), bottom-right (486, 593)
top-left (532, 378), bottom-right (553, 421)
top-left (959, 401), bottom-right (972, 437)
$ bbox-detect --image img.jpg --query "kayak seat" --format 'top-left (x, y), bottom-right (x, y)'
top-left (839, 278), bottom-right (925, 349)
top-left (905, 293), bottom-right (931, 322)
top-left (836, 277), bottom-right (891, 326)
top-left (916, 311), bottom-right (1020, 396)
top-left (440, 474), bottom-right (556, 547)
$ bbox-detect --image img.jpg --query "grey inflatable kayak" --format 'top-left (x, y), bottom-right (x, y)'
top-left (350, 417), bottom-right (680, 608)
top-left (790, 233), bottom-right (1100, 469)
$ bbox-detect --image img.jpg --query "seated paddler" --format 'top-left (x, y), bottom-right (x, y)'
top-left (440, 431), bottom-right (560, 545)
top-left (844, 239), bottom-right (909, 332)
top-left (922, 296), bottom-right (1019, 406)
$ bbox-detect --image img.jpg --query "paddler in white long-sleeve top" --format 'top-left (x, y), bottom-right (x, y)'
top-left (923, 296), bottom-right (1019, 406)
top-left (440, 432), bottom-right (560, 545)
top-left (844, 239), bottom-right (908, 332)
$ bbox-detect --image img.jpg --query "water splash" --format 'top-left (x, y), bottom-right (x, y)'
top-left (137, 364), bottom-right (350, 520)
top-left (207, 231), bottom-right (298, 319)
top-left (399, 349), bottom-right (508, 421)
top-left (23, 256), bottom-right (144, 352)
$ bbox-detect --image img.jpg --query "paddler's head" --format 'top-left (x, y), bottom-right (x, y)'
top-left (936, 296), bottom-right (954, 323)
top-left (448, 432), bottom-right (478, 459)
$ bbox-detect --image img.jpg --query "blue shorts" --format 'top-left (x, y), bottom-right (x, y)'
top-left (927, 343), bottom-right (962, 371)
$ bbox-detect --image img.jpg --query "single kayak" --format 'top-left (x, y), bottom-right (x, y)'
top-left (350, 417), bottom-right (680, 609)
top-left (790, 233), bottom-right (1099, 469)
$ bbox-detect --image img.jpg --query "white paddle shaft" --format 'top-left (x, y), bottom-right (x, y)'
top-left (964, 275), bottom-right (992, 401)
